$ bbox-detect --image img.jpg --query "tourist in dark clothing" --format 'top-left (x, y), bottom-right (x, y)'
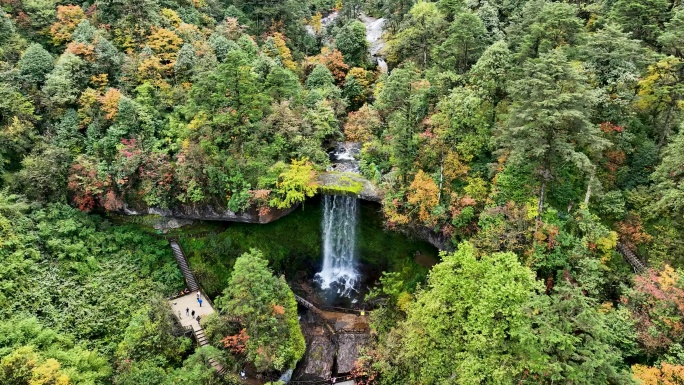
top-left (191, 310), bottom-right (195, 317)
top-left (186, 307), bottom-right (189, 316)
top-left (196, 315), bottom-right (201, 323)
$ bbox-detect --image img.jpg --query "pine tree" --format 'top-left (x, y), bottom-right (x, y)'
top-left (216, 249), bottom-right (305, 372)
top-left (499, 49), bottom-right (608, 214)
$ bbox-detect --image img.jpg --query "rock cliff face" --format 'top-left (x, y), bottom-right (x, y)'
top-left (119, 172), bottom-right (381, 226)
top-left (408, 225), bottom-right (450, 251)
top-left (121, 203), bottom-right (300, 225)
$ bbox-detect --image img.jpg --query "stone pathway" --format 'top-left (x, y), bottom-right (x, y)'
top-left (170, 292), bottom-right (214, 331)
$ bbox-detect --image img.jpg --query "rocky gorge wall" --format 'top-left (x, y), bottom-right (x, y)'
top-left (119, 172), bottom-right (382, 229)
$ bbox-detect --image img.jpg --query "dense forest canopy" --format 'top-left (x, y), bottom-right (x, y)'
top-left (4, 0), bottom-right (684, 382)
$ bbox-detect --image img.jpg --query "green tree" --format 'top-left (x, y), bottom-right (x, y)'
top-left (432, 86), bottom-right (492, 162)
top-left (115, 298), bottom-right (191, 366)
top-left (184, 49), bottom-right (270, 149)
top-left (579, 23), bottom-right (647, 91)
top-left (71, 20), bottom-right (96, 43)
top-left (342, 74), bottom-right (365, 110)
top-left (335, 20), bottom-right (369, 68)
top-left (652, 126), bottom-right (684, 214)
top-left (578, 24), bottom-right (647, 123)
top-left (659, 8), bottom-right (684, 58)
top-left (209, 33), bottom-right (239, 62)
top-left (508, 0), bottom-right (583, 60)
top-left (43, 52), bottom-right (86, 107)
top-left (216, 249), bottom-right (305, 372)
top-left (381, 0), bottom-right (416, 33)
top-left (265, 66), bottom-right (301, 101)
top-left (167, 347), bottom-right (228, 383)
top-left (93, 36), bottom-right (123, 80)
top-left (376, 64), bottom-right (430, 182)
top-left (268, 158), bottom-right (318, 209)
top-left (305, 64), bottom-right (335, 89)
top-left (610, 0), bottom-right (670, 48)
top-left (499, 49), bottom-right (609, 214)
top-left (377, 242), bottom-right (539, 384)
top-left (385, 2), bottom-right (447, 68)
top-left (529, 281), bottom-right (637, 384)
top-left (18, 43), bottom-right (54, 85)
top-left (468, 40), bottom-right (513, 110)
top-left (95, 0), bottom-right (160, 38)
top-left (11, 145), bottom-right (71, 203)
top-left (113, 360), bottom-right (167, 385)
top-left (0, 84), bottom-right (38, 172)
top-left (174, 43), bottom-right (196, 78)
top-left (432, 11), bottom-right (488, 73)
top-left (0, 10), bottom-right (15, 45)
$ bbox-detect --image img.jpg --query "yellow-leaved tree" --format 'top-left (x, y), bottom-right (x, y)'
top-left (269, 158), bottom-right (318, 209)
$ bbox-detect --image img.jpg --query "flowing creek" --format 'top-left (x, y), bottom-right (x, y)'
top-left (360, 13), bottom-right (388, 73)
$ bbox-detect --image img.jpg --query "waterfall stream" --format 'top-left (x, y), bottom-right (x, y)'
top-left (315, 195), bottom-right (360, 297)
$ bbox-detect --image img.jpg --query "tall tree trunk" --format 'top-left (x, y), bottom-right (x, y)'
top-left (584, 175), bottom-right (594, 207)
top-left (537, 179), bottom-right (546, 219)
top-left (438, 147), bottom-right (444, 203)
top-left (659, 106), bottom-right (674, 148)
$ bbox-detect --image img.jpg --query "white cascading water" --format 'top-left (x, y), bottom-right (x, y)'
top-left (315, 194), bottom-right (360, 296)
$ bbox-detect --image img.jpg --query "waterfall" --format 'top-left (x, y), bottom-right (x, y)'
top-left (315, 195), bottom-right (359, 296)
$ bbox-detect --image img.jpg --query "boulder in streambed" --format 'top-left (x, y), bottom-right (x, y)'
top-left (335, 333), bottom-right (371, 374)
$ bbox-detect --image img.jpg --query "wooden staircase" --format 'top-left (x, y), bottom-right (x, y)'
top-left (167, 239), bottom-right (225, 375)
top-left (616, 242), bottom-right (647, 273)
top-left (169, 239), bottom-right (199, 292)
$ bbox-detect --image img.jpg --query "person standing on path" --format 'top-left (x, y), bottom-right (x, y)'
top-left (196, 315), bottom-right (201, 323)
top-left (191, 310), bottom-right (195, 317)
top-left (197, 291), bottom-right (200, 300)
top-left (186, 307), bottom-right (190, 316)
top-left (198, 297), bottom-right (203, 307)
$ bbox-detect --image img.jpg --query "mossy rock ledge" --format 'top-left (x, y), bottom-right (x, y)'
top-left (117, 172), bottom-right (380, 226)
top-left (316, 172), bottom-right (382, 202)
top-left (120, 203), bottom-right (300, 224)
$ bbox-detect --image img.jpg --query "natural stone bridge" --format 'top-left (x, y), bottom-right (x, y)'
top-left (317, 172), bottom-right (381, 202)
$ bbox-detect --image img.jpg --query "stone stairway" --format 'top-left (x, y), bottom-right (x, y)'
top-left (195, 328), bottom-right (226, 374)
top-left (169, 239), bottom-right (199, 292)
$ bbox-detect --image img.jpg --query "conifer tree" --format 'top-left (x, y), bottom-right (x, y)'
top-left (499, 49), bottom-right (608, 214)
